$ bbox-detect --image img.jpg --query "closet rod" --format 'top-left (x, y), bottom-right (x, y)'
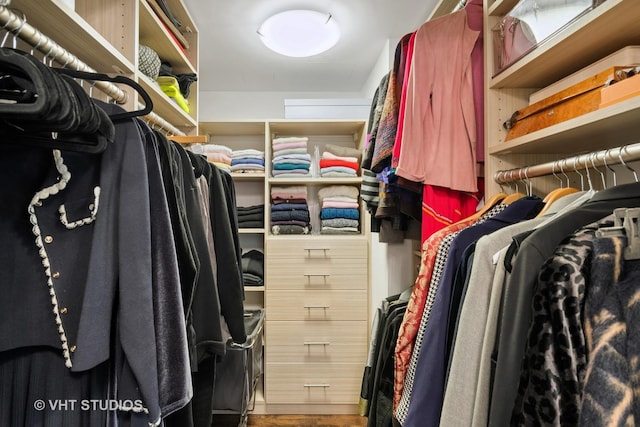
top-left (0, 6), bottom-right (126, 102)
top-left (494, 142), bottom-right (640, 184)
top-left (143, 108), bottom-right (186, 136)
top-left (0, 6), bottom-right (185, 137)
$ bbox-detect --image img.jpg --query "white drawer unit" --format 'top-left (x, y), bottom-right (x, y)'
top-left (265, 235), bottom-right (369, 410)
top-left (207, 119), bottom-right (371, 413)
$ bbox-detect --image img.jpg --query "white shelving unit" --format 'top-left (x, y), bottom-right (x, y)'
top-left (199, 119), bottom-right (370, 415)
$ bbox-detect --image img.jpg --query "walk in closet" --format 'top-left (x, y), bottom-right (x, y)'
top-left (5, 0), bottom-right (640, 426)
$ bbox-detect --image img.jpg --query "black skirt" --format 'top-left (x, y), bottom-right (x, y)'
top-left (0, 346), bottom-right (109, 427)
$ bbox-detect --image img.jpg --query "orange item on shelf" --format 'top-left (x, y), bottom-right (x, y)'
top-left (599, 72), bottom-right (640, 109)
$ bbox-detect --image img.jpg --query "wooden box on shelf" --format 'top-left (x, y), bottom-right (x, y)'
top-left (504, 66), bottom-right (633, 140)
top-left (600, 71), bottom-right (640, 108)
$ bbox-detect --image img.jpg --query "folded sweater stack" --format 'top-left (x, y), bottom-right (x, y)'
top-left (270, 185), bottom-right (311, 235)
top-left (319, 151), bottom-right (359, 177)
top-left (272, 136), bottom-right (311, 178)
top-left (203, 144), bottom-right (232, 172)
top-left (236, 204), bottom-right (265, 229)
top-left (241, 249), bottom-right (264, 286)
top-left (231, 148), bottom-right (265, 174)
top-left (318, 185), bottom-right (360, 234)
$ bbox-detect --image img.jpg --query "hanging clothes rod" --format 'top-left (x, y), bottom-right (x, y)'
top-left (0, 6), bottom-right (185, 136)
top-left (494, 142), bottom-right (640, 184)
top-left (143, 107), bottom-right (186, 136)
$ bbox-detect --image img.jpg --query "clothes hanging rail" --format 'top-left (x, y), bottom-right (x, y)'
top-left (494, 142), bottom-right (640, 184)
top-left (142, 106), bottom-right (186, 136)
top-left (0, 5), bottom-right (185, 137)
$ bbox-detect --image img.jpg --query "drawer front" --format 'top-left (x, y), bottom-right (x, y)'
top-left (265, 290), bottom-right (368, 321)
top-left (265, 363), bottom-right (363, 404)
top-left (267, 258), bottom-right (367, 290)
top-left (267, 237), bottom-right (367, 260)
top-left (265, 320), bottom-right (368, 363)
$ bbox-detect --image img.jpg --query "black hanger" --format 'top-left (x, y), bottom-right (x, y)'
top-left (0, 49), bottom-right (112, 153)
top-left (0, 48), bottom-right (50, 117)
top-left (0, 49), bottom-right (155, 153)
top-left (5, 48), bottom-right (77, 128)
top-left (0, 74), bottom-right (39, 103)
top-left (52, 68), bottom-right (154, 121)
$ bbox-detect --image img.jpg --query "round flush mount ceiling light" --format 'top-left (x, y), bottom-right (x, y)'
top-left (257, 10), bottom-right (340, 58)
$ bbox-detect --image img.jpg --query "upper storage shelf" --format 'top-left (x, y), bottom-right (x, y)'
top-left (267, 120), bottom-right (367, 184)
top-left (8, 0), bottom-right (200, 135)
top-left (139, 0), bottom-right (197, 75)
top-left (137, 0), bottom-right (199, 130)
top-left (487, 0), bottom-right (640, 157)
top-left (488, 95), bottom-right (640, 155)
top-left (138, 73), bottom-right (197, 128)
top-left (268, 120), bottom-right (367, 151)
top-left (7, 0), bottom-right (134, 75)
top-left (488, 0), bottom-right (521, 17)
top-left (489, 0), bottom-right (640, 89)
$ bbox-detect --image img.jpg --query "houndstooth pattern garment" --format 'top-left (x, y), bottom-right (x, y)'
top-left (394, 219), bottom-right (474, 409)
top-left (394, 203), bottom-right (508, 424)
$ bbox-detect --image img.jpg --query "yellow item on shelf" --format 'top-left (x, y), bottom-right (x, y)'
top-left (157, 76), bottom-right (190, 114)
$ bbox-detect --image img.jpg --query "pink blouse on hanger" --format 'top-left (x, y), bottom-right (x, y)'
top-left (395, 10), bottom-right (480, 193)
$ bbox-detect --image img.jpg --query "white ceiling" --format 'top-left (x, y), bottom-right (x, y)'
top-left (182, 0), bottom-right (441, 93)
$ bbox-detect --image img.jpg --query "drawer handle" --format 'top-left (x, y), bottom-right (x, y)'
top-left (304, 273), bottom-right (330, 284)
top-left (303, 341), bottom-right (331, 346)
top-left (303, 383), bottom-right (331, 388)
top-left (304, 305), bottom-right (330, 309)
top-left (304, 247), bottom-right (330, 257)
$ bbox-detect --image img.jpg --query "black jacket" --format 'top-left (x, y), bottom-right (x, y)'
top-left (0, 103), bottom-right (177, 424)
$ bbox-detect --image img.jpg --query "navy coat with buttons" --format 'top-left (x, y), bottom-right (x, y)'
top-left (0, 104), bottom-right (166, 424)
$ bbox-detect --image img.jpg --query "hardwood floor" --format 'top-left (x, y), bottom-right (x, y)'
top-left (247, 415), bottom-right (367, 427)
top-left (213, 414), bottom-right (367, 427)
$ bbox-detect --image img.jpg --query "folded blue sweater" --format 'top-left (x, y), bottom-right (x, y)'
top-left (320, 208), bottom-right (360, 220)
top-left (273, 162), bottom-right (311, 170)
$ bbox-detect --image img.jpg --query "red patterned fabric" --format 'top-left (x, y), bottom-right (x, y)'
top-left (421, 182), bottom-right (483, 243)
